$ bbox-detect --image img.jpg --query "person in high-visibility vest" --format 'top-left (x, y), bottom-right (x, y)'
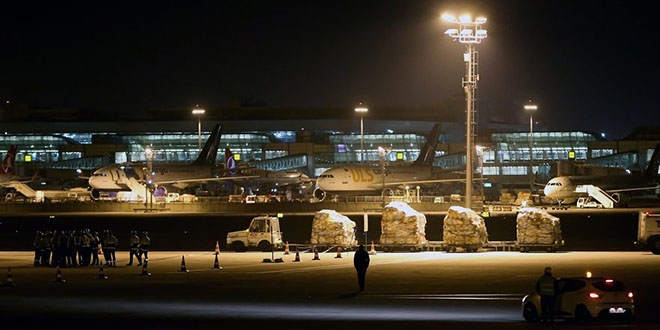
top-left (103, 230), bottom-right (118, 267)
top-left (138, 231), bottom-right (150, 264)
top-left (126, 231), bottom-right (142, 266)
top-left (535, 266), bottom-right (558, 323)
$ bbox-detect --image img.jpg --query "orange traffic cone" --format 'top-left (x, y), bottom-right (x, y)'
top-left (54, 266), bottom-right (65, 283)
top-left (293, 251), bottom-right (301, 262)
top-left (335, 246), bottom-right (343, 258)
top-left (312, 246), bottom-right (320, 260)
top-left (97, 265), bottom-right (108, 280)
top-left (284, 241), bottom-right (290, 255)
top-left (178, 255), bottom-right (189, 273)
top-left (139, 260), bottom-right (151, 276)
top-left (213, 253), bottom-right (222, 269)
top-left (369, 241), bottom-right (377, 255)
top-left (6, 268), bottom-right (14, 287)
top-left (214, 241), bottom-right (220, 255)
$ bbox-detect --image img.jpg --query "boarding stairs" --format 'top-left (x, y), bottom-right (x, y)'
top-left (575, 185), bottom-right (616, 208)
top-left (5, 182), bottom-right (37, 199)
top-left (126, 177), bottom-right (153, 202)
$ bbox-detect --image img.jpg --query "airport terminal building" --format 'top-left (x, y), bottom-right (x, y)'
top-left (1, 105), bottom-right (659, 200)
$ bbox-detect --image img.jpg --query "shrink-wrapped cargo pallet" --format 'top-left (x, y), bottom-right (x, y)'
top-left (516, 207), bottom-right (563, 251)
top-left (380, 202), bottom-right (427, 249)
top-left (443, 206), bottom-right (488, 250)
top-left (310, 209), bottom-right (356, 247)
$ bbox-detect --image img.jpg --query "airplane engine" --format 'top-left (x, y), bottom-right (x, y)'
top-left (611, 192), bottom-right (630, 207)
top-left (90, 189), bottom-right (101, 201)
top-left (313, 188), bottom-right (326, 201)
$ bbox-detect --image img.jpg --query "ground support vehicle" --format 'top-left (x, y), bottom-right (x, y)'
top-left (381, 243), bottom-right (427, 253)
top-left (522, 276), bottom-right (634, 324)
top-left (444, 243), bottom-right (482, 253)
top-left (516, 241), bottom-right (564, 253)
top-left (634, 210), bottom-right (660, 254)
top-left (226, 215), bottom-right (284, 252)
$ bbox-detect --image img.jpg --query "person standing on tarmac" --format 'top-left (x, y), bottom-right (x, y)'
top-left (103, 230), bottom-right (118, 267)
top-left (127, 231), bottom-right (142, 266)
top-left (90, 231), bottom-right (101, 266)
top-left (138, 231), bottom-right (150, 264)
top-left (535, 266), bottom-right (559, 323)
top-left (353, 244), bottom-right (370, 292)
top-left (33, 230), bottom-right (42, 266)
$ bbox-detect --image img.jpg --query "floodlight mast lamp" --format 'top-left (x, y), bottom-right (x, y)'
top-left (524, 101), bottom-right (538, 193)
top-left (355, 104), bottom-right (368, 163)
top-left (442, 13), bottom-right (487, 209)
top-left (192, 107), bottom-right (206, 152)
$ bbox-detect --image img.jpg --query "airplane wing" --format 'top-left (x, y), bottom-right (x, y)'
top-left (369, 177), bottom-right (486, 189)
top-left (153, 175), bottom-right (261, 186)
top-left (605, 185), bottom-right (660, 194)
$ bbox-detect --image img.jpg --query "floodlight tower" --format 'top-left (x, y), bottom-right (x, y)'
top-left (442, 13), bottom-right (488, 209)
top-left (524, 101), bottom-right (538, 193)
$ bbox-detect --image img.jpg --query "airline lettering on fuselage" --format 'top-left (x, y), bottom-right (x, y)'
top-left (350, 168), bottom-right (375, 183)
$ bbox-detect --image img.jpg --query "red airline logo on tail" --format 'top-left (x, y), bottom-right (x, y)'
top-left (224, 148), bottom-right (238, 176)
top-left (1, 145), bottom-right (17, 175)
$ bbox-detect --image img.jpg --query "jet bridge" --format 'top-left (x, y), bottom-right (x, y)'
top-left (575, 185), bottom-right (616, 208)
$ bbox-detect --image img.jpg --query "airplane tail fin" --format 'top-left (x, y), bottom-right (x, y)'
top-left (190, 124), bottom-right (222, 167)
top-left (413, 123), bottom-right (441, 166)
top-left (1, 145), bottom-right (17, 175)
top-left (224, 147), bottom-right (239, 176)
top-left (643, 143), bottom-right (660, 177)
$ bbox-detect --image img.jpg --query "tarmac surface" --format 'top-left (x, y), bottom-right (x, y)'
top-left (1, 250), bottom-right (659, 329)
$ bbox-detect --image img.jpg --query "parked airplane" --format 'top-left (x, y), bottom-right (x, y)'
top-left (543, 143), bottom-right (660, 206)
top-left (221, 147), bottom-right (314, 198)
top-left (87, 123), bottom-right (255, 199)
top-left (312, 123), bottom-right (472, 201)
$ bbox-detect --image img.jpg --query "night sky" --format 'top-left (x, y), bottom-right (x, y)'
top-left (1, 1), bottom-right (657, 140)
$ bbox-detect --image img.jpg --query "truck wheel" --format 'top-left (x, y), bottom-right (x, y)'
top-left (232, 241), bottom-right (246, 252)
top-left (258, 241), bottom-right (272, 252)
top-left (523, 302), bottom-right (539, 322)
top-left (382, 246), bottom-right (390, 253)
top-left (649, 237), bottom-right (660, 255)
top-left (575, 304), bottom-right (591, 323)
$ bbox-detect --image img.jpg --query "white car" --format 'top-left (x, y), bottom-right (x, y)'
top-left (522, 276), bottom-right (634, 324)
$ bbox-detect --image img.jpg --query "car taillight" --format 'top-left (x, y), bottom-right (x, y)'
top-left (628, 292), bottom-right (634, 299)
top-left (588, 292), bottom-right (601, 299)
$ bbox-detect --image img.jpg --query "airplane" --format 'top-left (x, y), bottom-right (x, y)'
top-left (220, 147), bottom-right (315, 198)
top-left (87, 123), bottom-right (257, 200)
top-left (312, 123), bottom-right (476, 201)
top-left (543, 143), bottom-right (660, 206)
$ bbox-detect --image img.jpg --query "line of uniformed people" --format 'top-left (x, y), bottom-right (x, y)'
top-left (32, 229), bottom-right (150, 268)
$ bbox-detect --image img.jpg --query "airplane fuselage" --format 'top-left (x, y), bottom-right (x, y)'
top-left (315, 164), bottom-right (434, 195)
top-left (544, 174), bottom-right (660, 204)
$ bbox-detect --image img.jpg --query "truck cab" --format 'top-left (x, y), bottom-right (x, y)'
top-left (576, 197), bottom-right (603, 208)
top-left (635, 210), bottom-right (660, 254)
top-left (226, 215), bottom-right (284, 252)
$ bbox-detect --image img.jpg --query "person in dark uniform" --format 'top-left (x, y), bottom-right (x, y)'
top-left (33, 230), bottom-right (42, 266)
top-left (90, 231), bottom-right (101, 266)
top-left (103, 230), bottom-right (118, 267)
top-left (138, 231), bottom-right (150, 264)
top-left (353, 244), bottom-right (370, 291)
top-left (127, 231), bottom-right (142, 266)
top-left (535, 266), bottom-right (558, 323)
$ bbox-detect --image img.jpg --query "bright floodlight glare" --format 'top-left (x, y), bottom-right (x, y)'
top-left (441, 13), bottom-right (456, 22)
top-left (524, 104), bottom-right (538, 111)
top-left (192, 109), bottom-right (205, 115)
top-left (460, 29), bottom-right (473, 36)
top-left (476, 30), bottom-right (487, 36)
top-left (445, 28), bottom-right (458, 35)
top-left (475, 17), bottom-right (487, 24)
top-left (355, 107), bottom-right (368, 113)
top-left (458, 15), bottom-right (472, 23)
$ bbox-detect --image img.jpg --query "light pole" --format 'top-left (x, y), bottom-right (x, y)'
top-left (476, 145), bottom-right (486, 202)
top-left (524, 101), bottom-right (538, 193)
top-left (192, 106), bottom-right (206, 153)
top-left (355, 104), bottom-right (368, 162)
top-left (145, 147), bottom-right (153, 209)
top-left (442, 13), bottom-right (487, 209)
